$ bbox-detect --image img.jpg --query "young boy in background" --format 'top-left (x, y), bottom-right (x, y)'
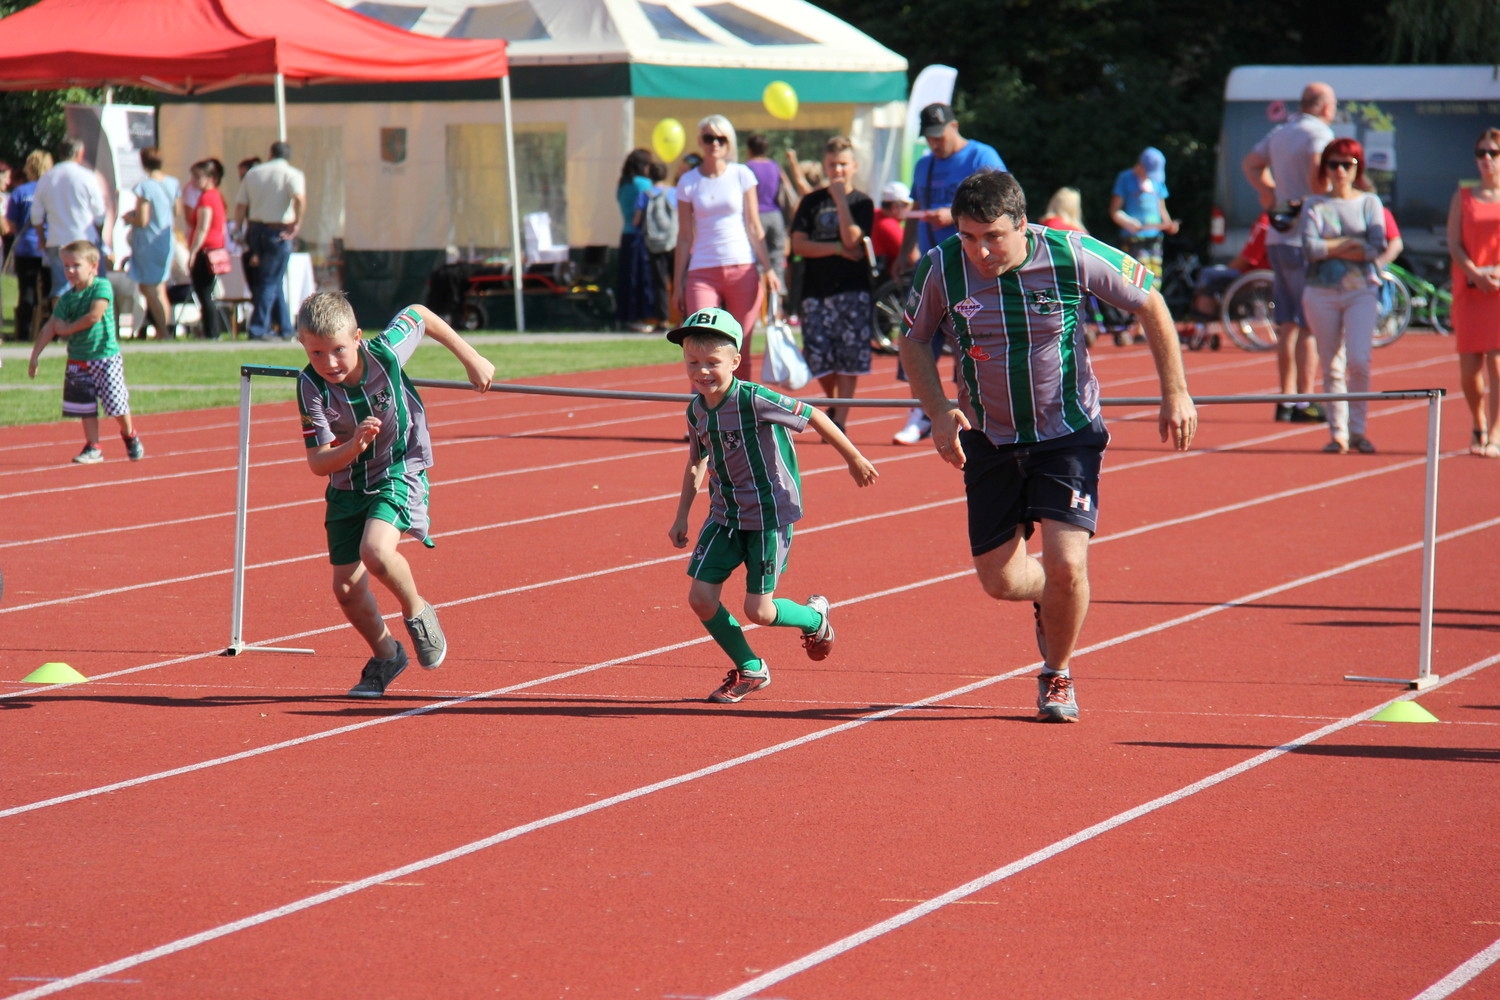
top-left (295, 293), bottom-right (495, 697)
top-left (666, 307), bottom-right (877, 703)
top-left (27, 240), bottom-right (144, 464)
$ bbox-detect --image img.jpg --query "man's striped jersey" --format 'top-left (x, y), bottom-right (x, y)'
top-left (687, 378), bottom-right (811, 531)
top-left (297, 307), bottom-right (433, 493)
top-left (902, 224), bottom-right (1154, 446)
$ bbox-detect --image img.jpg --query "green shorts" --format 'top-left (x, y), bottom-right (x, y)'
top-left (324, 471), bottom-right (433, 566)
top-left (686, 520), bottom-right (794, 595)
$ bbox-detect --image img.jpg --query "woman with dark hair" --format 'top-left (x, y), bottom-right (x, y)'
top-left (1298, 137), bottom-right (1386, 454)
top-left (187, 158), bottom-right (228, 339)
top-left (121, 146), bottom-right (181, 337)
top-left (1447, 127), bottom-right (1500, 457)
top-left (616, 147), bottom-right (657, 331)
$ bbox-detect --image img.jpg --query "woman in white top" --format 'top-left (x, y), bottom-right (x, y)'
top-left (673, 114), bottom-right (783, 379)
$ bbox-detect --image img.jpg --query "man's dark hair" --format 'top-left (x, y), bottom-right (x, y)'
top-left (951, 170), bottom-right (1028, 228)
top-left (746, 133), bottom-right (770, 158)
top-left (56, 136), bottom-right (82, 163)
top-left (270, 141), bottom-right (292, 160)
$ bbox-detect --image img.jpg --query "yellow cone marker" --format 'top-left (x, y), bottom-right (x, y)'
top-left (22, 662), bottom-right (88, 684)
top-left (1370, 700), bottom-right (1439, 723)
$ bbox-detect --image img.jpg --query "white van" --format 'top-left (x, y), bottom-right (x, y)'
top-left (1213, 65), bottom-right (1500, 261)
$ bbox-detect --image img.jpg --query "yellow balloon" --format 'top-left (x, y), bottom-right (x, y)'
top-left (763, 80), bottom-right (798, 121)
top-left (652, 118), bottom-right (685, 163)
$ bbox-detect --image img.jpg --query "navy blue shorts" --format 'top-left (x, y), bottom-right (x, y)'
top-left (961, 419), bottom-right (1108, 556)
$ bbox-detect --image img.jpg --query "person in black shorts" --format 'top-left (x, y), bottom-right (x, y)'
top-left (900, 170), bottom-right (1197, 722)
top-left (789, 136), bottom-right (875, 432)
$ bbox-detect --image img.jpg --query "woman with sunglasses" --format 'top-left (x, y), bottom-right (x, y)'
top-left (1298, 137), bottom-right (1387, 454)
top-left (1446, 128), bottom-right (1500, 457)
top-left (673, 115), bottom-right (783, 378)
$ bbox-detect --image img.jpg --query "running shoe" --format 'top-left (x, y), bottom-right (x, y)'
top-left (403, 602), bottom-right (447, 669)
top-left (708, 665), bottom-right (770, 703)
top-left (72, 445), bottom-right (104, 465)
top-left (1032, 601), bottom-right (1047, 662)
top-left (892, 408), bottom-right (932, 445)
top-left (124, 435), bottom-right (145, 461)
top-left (1036, 671), bottom-right (1079, 723)
top-left (348, 644), bottom-right (409, 698)
top-left (801, 595), bottom-right (835, 661)
top-left (1288, 403), bottom-right (1326, 423)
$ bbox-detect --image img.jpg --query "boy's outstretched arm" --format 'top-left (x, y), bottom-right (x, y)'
top-left (806, 408), bottom-right (877, 486)
top-left (668, 452), bottom-right (707, 548)
top-left (412, 304), bottom-right (495, 391)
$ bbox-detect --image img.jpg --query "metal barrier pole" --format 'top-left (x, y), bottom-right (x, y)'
top-left (224, 366), bottom-right (315, 657)
top-left (1345, 388), bottom-right (1443, 689)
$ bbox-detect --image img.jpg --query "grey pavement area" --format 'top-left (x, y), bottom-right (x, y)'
top-left (0, 330), bottom-right (653, 362)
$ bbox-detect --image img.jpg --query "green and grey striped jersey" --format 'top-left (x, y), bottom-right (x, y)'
top-left (902, 225), bottom-right (1154, 446)
top-left (297, 307), bottom-right (431, 493)
top-left (688, 378), bottom-right (811, 530)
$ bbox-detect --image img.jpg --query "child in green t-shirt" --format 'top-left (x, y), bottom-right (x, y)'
top-left (27, 240), bottom-right (144, 464)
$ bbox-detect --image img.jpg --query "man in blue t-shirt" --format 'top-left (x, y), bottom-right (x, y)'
top-left (892, 103), bottom-right (1006, 444)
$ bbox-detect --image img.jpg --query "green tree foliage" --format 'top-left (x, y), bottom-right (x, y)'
top-left (1386, 0), bottom-right (1500, 62)
top-left (820, 0), bottom-right (1402, 248)
top-left (0, 0), bottom-right (158, 170)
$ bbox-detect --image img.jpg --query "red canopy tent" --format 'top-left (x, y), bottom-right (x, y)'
top-left (0, 0), bottom-right (508, 95)
top-left (0, 0), bottom-right (530, 328)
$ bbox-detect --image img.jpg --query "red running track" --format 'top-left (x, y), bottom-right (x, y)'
top-left (2, 333), bottom-right (1498, 999)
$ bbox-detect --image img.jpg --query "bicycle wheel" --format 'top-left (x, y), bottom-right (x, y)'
top-left (871, 278), bottom-right (906, 350)
top-left (1428, 279), bottom-right (1452, 334)
top-left (1374, 269), bottom-right (1411, 347)
top-left (1218, 270), bottom-right (1279, 352)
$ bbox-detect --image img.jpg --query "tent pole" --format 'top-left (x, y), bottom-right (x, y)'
top-left (275, 72), bottom-right (287, 142)
top-left (502, 73), bottom-right (525, 332)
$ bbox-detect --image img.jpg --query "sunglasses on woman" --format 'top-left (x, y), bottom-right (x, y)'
top-left (1327, 160), bottom-right (1358, 171)
top-left (700, 134), bottom-right (729, 147)
top-left (1476, 148), bottom-right (1500, 159)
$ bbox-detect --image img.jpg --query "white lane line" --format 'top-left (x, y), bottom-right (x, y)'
top-left (707, 652), bottom-right (1500, 1000)
top-left (0, 450), bottom-right (930, 613)
top-left (0, 446), bottom-right (683, 553)
top-left (8, 615), bottom-right (1495, 1000)
top-left (5, 507), bottom-right (1495, 819)
top-left (1410, 934), bottom-right (1500, 1000)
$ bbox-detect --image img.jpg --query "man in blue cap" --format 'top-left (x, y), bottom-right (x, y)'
top-left (1110, 146), bottom-right (1180, 279)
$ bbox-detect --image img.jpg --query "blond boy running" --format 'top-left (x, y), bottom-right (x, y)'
top-left (295, 293), bottom-right (494, 697)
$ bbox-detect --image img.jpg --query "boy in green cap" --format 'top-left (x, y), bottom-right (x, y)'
top-left (666, 307), bottom-right (878, 703)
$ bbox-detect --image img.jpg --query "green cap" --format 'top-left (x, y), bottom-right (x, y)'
top-left (665, 307), bottom-right (743, 349)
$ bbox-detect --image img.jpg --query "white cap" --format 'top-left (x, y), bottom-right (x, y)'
top-left (881, 181), bottom-right (912, 204)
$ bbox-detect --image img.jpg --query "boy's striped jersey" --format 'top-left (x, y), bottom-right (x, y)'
top-left (902, 224), bottom-right (1154, 445)
top-left (297, 307), bottom-right (432, 493)
top-left (687, 379), bottom-right (811, 531)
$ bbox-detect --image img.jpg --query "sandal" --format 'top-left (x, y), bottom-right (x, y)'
top-left (1322, 439), bottom-right (1349, 454)
top-left (1349, 434), bottom-right (1376, 454)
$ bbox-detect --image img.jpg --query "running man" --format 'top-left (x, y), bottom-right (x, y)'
top-left (899, 170), bottom-right (1197, 722)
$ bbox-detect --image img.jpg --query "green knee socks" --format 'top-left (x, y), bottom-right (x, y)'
top-left (771, 598), bottom-right (823, 634)
top-left (703, 605), bottom-right (761, 671)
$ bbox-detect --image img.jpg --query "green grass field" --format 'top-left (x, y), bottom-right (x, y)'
top-left (1, 322), bottom-right (681, 428)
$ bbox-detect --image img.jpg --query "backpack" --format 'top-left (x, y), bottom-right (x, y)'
top-left (643, 188), bottom-right (677, 254)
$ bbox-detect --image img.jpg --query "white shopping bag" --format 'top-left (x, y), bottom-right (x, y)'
top-left (760, 291), bottom-right (810, 391)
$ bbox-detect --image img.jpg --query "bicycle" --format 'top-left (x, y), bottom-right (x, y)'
top-left (1385, 261), bottom-right (1452, 334)
top-left (1217, 267), bottom-right (1416, 352)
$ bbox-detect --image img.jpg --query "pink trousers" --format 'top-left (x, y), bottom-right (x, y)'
top-left (685, 264), bottom-right (763, 379)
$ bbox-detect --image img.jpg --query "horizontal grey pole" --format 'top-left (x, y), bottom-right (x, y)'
top-left (240, 367), bottom-right (1443, 410)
